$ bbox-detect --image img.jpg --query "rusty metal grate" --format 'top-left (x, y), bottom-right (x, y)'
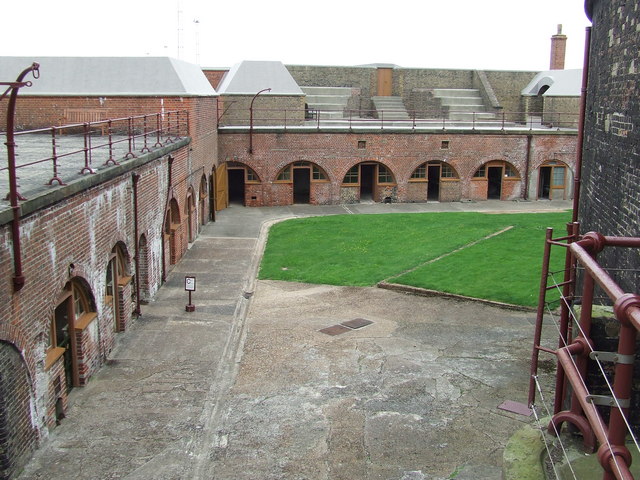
top-left (320, 318), bottom-right (374, 336)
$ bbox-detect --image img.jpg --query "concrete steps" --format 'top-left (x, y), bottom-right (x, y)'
top-left (301, 86), bottom-right (351, 119)
top-left (372, 96), bottom-right (410, 120)
top-left (432, 88), bottom-right (496, 122)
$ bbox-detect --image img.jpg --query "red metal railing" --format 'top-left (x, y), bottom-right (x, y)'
top-left (217, 106), bottom-right (580, 131)
top-left (530, 225), bottom-right (640, 480)
top-left (0, 110), bottom-right (189, 200)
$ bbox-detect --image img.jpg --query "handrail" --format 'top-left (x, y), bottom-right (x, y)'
top-left (530, 226), bottom-right (640, 480)
top-left (1, 110), bottom-right (189, 200)
top-left (217, 106), bottom-right (580, 130)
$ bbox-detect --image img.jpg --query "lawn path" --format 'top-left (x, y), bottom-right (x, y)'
top-left (381, 225), bottom-right (515, 283)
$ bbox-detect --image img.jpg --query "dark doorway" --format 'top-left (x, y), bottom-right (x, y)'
top-left (293, 168), bottom-right (310, 203)
top-left (487, 166), bottom-right (502, 199)
top-left (54, 298), bottom-right (74, 392)
top-left (538, 166), bottom-right (552, 199)
top-left (228, 169), bottom-right (245, 205)
top-left (427, 165), bottom-right (440, 201)
top-left (360, 164), bottom-right (375, 201)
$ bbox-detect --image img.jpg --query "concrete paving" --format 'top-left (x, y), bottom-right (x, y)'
top-left (17, 200), bottom-right (569, 480)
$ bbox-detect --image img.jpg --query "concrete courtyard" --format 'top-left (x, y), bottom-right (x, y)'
top-left (17, 201), bottom-right (568, 480)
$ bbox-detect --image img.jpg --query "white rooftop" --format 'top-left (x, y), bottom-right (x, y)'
top-left (521, 69), bottom-right (582, 97)
top-left (0, 56), bottom-right (217, 96)
top-left (217, 60), bottom-right (303, 95)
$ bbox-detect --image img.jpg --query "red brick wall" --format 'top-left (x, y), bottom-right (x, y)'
top-left (202, 69), bottom-right (228, 90)
top-left (218, 131), bottom-right (577, 205)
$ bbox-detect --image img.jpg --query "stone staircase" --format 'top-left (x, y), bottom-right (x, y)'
top-left (432, 88), bottom-right (496, 122)
top-left (372, 96), bottom-right (410, 120)
top-left (301, 86), bottom-right (352, 119)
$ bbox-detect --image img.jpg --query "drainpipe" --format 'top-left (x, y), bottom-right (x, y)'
top-left (3, 63), bottom-right (39, 292)
top-left (524, 134), bottom-right (533, 200)
top-left (161, 155), bottom-right (174, 283)
top-left (572, 27), bottom-right (592, 223)
top-left (132, 173), bottom-right (142, 316)
top-left (249, 88), bottom-right (271, 154)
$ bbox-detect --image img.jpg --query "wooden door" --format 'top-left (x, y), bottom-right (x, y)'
top-left (215, 163), bottom-right (228, 211)
top-left (377, 68), bottom-right (393, 96)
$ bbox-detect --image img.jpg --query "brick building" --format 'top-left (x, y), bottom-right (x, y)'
top-left (0, 57), bottom-right (217, 479)
top-left (1, 28), bottom-right (581, 477)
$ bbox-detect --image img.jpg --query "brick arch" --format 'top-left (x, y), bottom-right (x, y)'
top-left (340, 160), bottom-right (398, 204)
top-left (470, 160), bottom-right (522, 201)
top-left (199, 174), bottom-right (208, 226)
top-left (0, 340), bottom-right (38, 480)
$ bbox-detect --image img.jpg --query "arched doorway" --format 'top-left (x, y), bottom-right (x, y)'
top-left (199, 175), bottom-right (207, 226)
top-left (185, 188), bottom-right (196, 243)
top-left (342, 162), bottom-right (395, 203)
top-left (472, 161), bottom-right (520, 200)
top-left (0, 341), bottom-right (37, 479)
top-left (409, 161), bottom-right (459, 202)
top-left (138, 234), bottom-right (150, 302)
top-left (106, 243), bottom-right (131, 333)
top-left (48, 278), bottom-right (97, 392)
top-left (165, 198), bottom-right (181, 265)
top-left (227, 162), bottom-right (261, 206)
top-left (538, 160), bottom-right (570, 200)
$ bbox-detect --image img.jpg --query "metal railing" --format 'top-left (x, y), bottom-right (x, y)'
top-left (218, 106), bottom-right (580, 131)
top-left (0, 110), bottom-right (189, 201)
top-left (530, 224), bottom-right (640, 480)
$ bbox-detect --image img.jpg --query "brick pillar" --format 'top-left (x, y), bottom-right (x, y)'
top-left (550, 24), bottom-right (567, 70)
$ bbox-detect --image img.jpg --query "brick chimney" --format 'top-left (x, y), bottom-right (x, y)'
top-left (550, 24), bottom-right (567, 70)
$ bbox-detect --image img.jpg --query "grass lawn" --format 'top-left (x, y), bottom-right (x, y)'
top-left (259, 211), bottom-right (571, 307)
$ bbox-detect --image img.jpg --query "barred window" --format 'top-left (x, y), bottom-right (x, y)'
top-left (441, 164), bottom-right (456, 178)
top-left (504, 165), bottom-right (518, 177)
top-left (378, 165), bottom-right (393, 183)
top-left (473, 166), bottom-right (486, 178)
top-left (276, 166), bottom-right (291, 181)
top-left (343, 166), bottom-right (359, 184)
top-left (411, 164), bottom-right (427, 179)
top-left (312, 165), bottom-right (327, 180)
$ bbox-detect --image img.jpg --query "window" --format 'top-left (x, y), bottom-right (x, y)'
top-left (552, 166), bottom-right (566, 186)
top-left (343, 166), bottom-right (359, 184)
top-left (504, 165), bottom-right (518, 177)
top-left (312, 165), bottom-right (327, 181)
top-left (441, 164), bottom-right (456, 178)
top-left (246, 168), bottom-right (258, 182)
top-left (411, 164), bottom-right (427, 179)
top-left (441, 140), bottom-right (450, 149)
top-left (358, 140), bottom-right (366, 149)
top-left (474, 166), bottom-right (486, 178)
top-left (378, 165), bottom-right (394, 184)
top-left (276, 166), bottom-right (291, 181)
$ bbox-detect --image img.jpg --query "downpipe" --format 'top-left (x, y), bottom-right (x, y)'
top-left (3, 63), bottom-right (39, 292)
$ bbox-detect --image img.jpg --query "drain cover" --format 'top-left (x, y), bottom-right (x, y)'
top-left (319, 325), bottom-right (352, 336)
top-left (342, 318), bottom-right (373, 329)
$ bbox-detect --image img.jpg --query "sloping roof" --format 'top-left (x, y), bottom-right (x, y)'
top-left (217, 61), bottom-right (303, 95)
top-left (0, 56), bottom-right (217, 96)
top-left (521, 69), bottom-right (582, 97)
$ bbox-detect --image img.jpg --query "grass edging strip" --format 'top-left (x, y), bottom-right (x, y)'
top-left (377, 281), bottom-right (535, 312)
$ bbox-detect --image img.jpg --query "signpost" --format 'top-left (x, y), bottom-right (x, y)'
top-left (185, 275), bottom-right (196, 312)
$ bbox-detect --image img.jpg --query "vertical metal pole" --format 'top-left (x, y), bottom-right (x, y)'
top-left (529, 227), bottom-right (554, 406)
top-left (572, 27), bottom-right (592, 223)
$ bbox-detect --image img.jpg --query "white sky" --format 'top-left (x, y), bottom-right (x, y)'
top-left (1, 0), bottom-right (590, 71)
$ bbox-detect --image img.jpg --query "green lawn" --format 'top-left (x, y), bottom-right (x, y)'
top-left (258, 211), bottom-right (570, 307)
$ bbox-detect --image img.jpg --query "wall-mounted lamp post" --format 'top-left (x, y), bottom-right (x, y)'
top-left (249, 87), bottom-right (271, 154)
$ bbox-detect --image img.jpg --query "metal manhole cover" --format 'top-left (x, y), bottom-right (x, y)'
top-left (342, 318), bottom-right (373, 329)
top-left (319, 325), bottom-right (351, 336)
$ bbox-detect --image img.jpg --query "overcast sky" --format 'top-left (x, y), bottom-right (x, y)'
top-left (1, 0), bottom-right (590, 71)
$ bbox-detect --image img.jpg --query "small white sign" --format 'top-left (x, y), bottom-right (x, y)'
top-left (185, 276), bottom-right (196, 292)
